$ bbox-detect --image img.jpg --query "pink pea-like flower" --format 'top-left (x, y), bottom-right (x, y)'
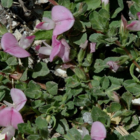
top-left (36, 5), bottom-right (75, 36)
top-left (50, 35), bottom-right (70, 62)
top-left (4, 88), bottom-right (27, 111)
top-left (1, 33), bottom-right (35, 58)
top-left (91, 121), bottom-right (106, 140)
top-left (37, 36), bottom-right (70, 63)
top-left (107, 61), bottom-right (119, 72)
top-left (0, 88), bottom-right (27, 140)
top-left (122, 12), bottom-right (140, 31)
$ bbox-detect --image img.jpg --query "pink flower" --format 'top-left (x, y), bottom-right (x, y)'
top-left (37, 36), bottom-right (70, 62)
top-left (0, 88), bottom-right (27, 140)
top-left (36, 5), bottom-right (75, 36)
top-left (4, 88), bottom-right (27, 111)
top-left (122, 13), bottom-right (140, 31)
top-left (50, 36), bottom-right (70, 62)
top-left (107, 61), bottom-right (119, 72)
top-left (91, 121), bottom-right (106, 140)
top-left (0, 108), bottom-right (24, 140)
top-left (1, 33), bottom-right (35, 58)
top-left (19, 34), bottom-right (35, 49)
top-left (90, 43), bottom-right (96, 53)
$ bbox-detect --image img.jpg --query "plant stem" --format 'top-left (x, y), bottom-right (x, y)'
top-left (48, 0), bottom-right (58, 5)
top-left (115, 40), bottom-right (140, 70)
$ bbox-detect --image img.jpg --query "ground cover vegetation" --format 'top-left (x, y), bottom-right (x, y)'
top-left (0, 0), bottom-right (140, 139)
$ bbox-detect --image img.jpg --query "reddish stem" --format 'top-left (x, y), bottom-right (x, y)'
top-left (48, 0), bottom-right (58, 5)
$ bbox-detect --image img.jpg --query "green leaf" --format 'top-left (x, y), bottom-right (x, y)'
top-left (73, 33), bottom-right (87, 45)
top-left (0, 23), bottom-right (8, 37)
top-left (89, 11), bottom-right (108, 32)
top-left (27, 135), bottom-right (41, 140)
top-left (20, 68), bottom-right (28, 81)
top-left (46, 81), bottom-right (58, 95)
top-left (43, 11), bottom-right (51, 18)
top-left (121, 92), bottom-right (133, 110)
top-left (91, 106), bottom-right (110, 126)
top-left (84, 0), bottom-right (101, 10)
top-left (111, 0), bottom-right (124, 18)
top-left (131, 131), bottom-right (140, 139)
top-left (94, 59), bottom-right (108, 73)
top-left (123, 80), bottom-right (140, 97)
top-left (67, 101), bottom-right (74, 110)
top-left (74, 67), bottom-right (87, 80)
top-left (74, 2), bottom-right (88, 17)
top-left (65, 76), bottom-right (80, 88)
top-left (119, 135), bottom-right (135, 140)
top-left (34, 30), bottom-right (53, 40)
top-left (64, 128), bottom-right (82, 140)
top-left (6, 56), bottom-right (18, 66)
top-left (31, 100), bottom-right (45, 109)
top-left (18, 121), bottom-right (36, 135)
top-left (0, 91), bottom-right (5, 101)
top-left (32, 62), bottom-right (50, 78)
top-left (89, 33), bottom-right (106, 44)
top-left (55, 119), bottom-right (69, 134)
top-left (107, 102), bottom-right (121, 113)
top-left (83, 135), bottom-right (91, 140)
top-left (1, 0), bottom-right (13, 8)
top-left (58, 0), bottom-right (71, 9)
top-left (35, 116), bottom-right (48, 129)
top-left (24, 80), bottom-right (42, 99)
top-left (125, 115), bottom-right (139, 130)
top-left (101, 76), bottom-right (110, 90)
top-left (74, 95), bottom-right (90, 106)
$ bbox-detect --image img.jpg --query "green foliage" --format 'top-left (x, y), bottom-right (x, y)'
top-left (2, 0), bottom-right (140, 139)
top-left (46, 81), bottom-right (58, 95)
top-left (34, 30), bottom-right (53, 40)
top-left (0, 23), bottom-right (8, 37)
top-left (32, 62), bottom-right (50, 78)
top-left (1, 0), bottom-right (13, 8)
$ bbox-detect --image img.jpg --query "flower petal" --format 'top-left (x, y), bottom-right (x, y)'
top-left (82, 127), bottom-right (89, 138)
top-left (35, 45), bottom-right (41, 51)
top-left (11, 108), bottom-right (24, 129)
top-left (52, 5), bottom-right (74, 35)
top-left (50, 42), bottom-right (61, 62)
top-left (0, 108), bottom-right (23, 129)
top-left (2, 126), bottom-right (15, 140)
top-left (36, 17), bottom-right (55, 30)
top-left (126, 21), bottom-right (140, 31)
top-left (43, 17), bottom-right (55, 30)
top-left (60, 39), bottom-right (70, 62)
top-left (36, 22), bottom-right (49, 30)
top-left (107, 61), bottom-right (119, 72)
top-left (90, 43), bottom-right (96, 53)
top-left (10, 88), bottom-right (27, 111)
top-left (50, 36), bottom-right (61, 61)
top-left (91, 121), bottom-right (106, 140)
top-left (1, 33), bottom-right (18, 50)
top-left (137, 12), bottom-right (140, 20)
top-left (19, 34), bottom-right (35, 49)
top-left (0, 108), bottom-right (11, 127)
top-left (5, 46), bottom-right (30, 58)
top-left (39, 47), bottom-right (52, 55)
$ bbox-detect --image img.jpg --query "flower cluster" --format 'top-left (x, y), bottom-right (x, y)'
top-left (0, 88), bottom-right (26, 140)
